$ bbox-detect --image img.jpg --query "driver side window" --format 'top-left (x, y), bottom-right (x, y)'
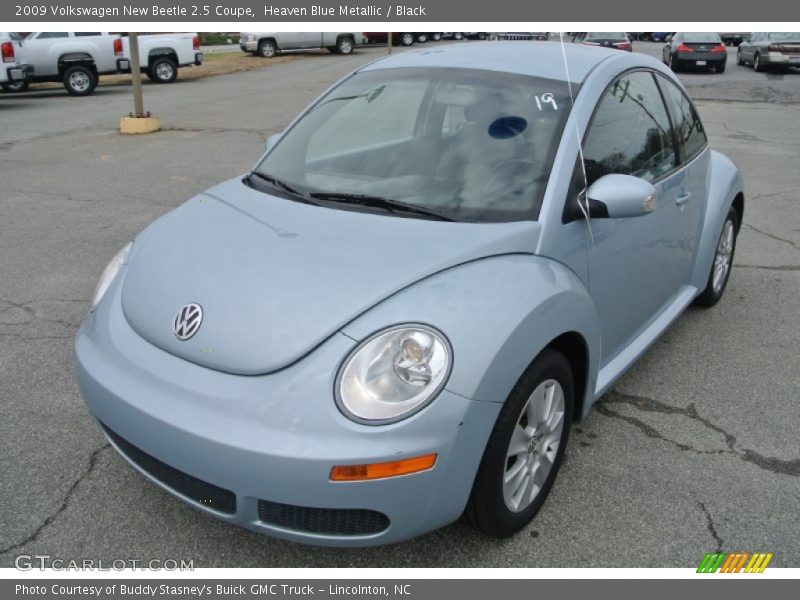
top-left (581, 71), bottom-right (677, 188)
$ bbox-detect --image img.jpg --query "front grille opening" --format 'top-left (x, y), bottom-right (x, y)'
top-left (258, 500), bottom-right (389, 536)
top-left (101, 422), bottom-right (237, 515)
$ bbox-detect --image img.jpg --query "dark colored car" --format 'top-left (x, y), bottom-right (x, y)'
top-left (737, 32), bottom-right (800, 71)
top-left (720, 32), bottom-right (749, 46)
top-left (573, 32), bottom-right (632, 51)
top-left (362, 32), bottom-right (417, 46)
top-left (663, 32), bottom-right (727, 73)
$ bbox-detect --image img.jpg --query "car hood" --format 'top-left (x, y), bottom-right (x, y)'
top-left (121, 177), bottom-right (541, 375)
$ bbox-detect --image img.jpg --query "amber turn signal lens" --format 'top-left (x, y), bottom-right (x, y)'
top-left (330, 454), bottom-right (437, 481)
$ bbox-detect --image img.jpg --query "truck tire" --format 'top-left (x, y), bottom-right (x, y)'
top-left (2, 81), bottom-right (29, 93)
top-left (63, 65), bottom-right (97, 96)
top-left (148, 57), bottom-right (178, 83)
top-left (258, 39), bottom-right (277, 58)
top-left (336, 36), bottom-right (354, 55)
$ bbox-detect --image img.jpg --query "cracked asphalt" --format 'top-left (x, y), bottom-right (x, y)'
top-left (1, 42), bottom-right (799, 567)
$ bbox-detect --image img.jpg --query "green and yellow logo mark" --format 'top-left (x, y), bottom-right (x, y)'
top-left (697, 552), bottom-right (773, 573)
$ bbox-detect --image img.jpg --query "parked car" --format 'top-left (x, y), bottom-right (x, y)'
top-left (6, 32), bottom-right (127, 95)
top-left (489, 33), bottom-right (549, 41)
top-left (441, 32), bottom-right (465, 41)
top-left (240, 32), bottom-right (363, 57)
top-left (663, 32), bottom-right (727, 73)
top-left (362, 32), bottom-right (417, 47)
top-left (120, 33), bottom-right (203, 83)
top-left (573, 32), bottom-right (632, 51)
top-left (0, 32), bottom-right (33, 92)
top-left (737, 32), bottom-right (800, 71)
top-left (650, 32), bottom-right (671, 42)
top-left (77, 42), bottom-right (743, 547)
top-left (720, 32), bottom-right (749, 46)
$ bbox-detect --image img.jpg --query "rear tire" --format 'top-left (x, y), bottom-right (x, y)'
top-left (669, 53), bottom-right (681, 72)
top-left (62, 65), bottom-right (96, 96)
top-left (432, 33), bottom-right (442, 42)
top-left (716, 63), bottom-right (726, 73)
top-left (148, 57), bottom-right (177, 84)
top-left (754, 52), bottom-right (764, 72)
top-left (336, 36), bottom-right (354, 55)
top-left (694, 206), bottom-right (739, 307)
top-left (399, 33), bottom-right (415, 46)
top-left (736, 48), bottom-right (744, 65)
top-left (465, 349), bottom-right (573, 538)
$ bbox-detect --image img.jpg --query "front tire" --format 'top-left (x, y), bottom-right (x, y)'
top-left (432, 33), bottom-right (442, 41)
top-left (148, 57), bottom-right (177, 83)
top-left (62, 65), bottom-right (97, 96)
top-left (694, 206), bottom-right (739, 307)
top-left (466, 349), bottom-right (573, 538)
top-left (258, 39), bottom-right (277, 58)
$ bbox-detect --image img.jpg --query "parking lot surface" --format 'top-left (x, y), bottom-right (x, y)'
top-left (1, 41), bottom-right (799, 567)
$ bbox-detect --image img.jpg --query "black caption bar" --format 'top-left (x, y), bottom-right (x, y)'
top-left (2, 580), bottom-right (790, 600)
top-left (3, 0), bottom-right (799, 22)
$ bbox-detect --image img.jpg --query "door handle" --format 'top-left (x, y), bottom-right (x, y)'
top-left (676, 192), bottom-right (691, 206)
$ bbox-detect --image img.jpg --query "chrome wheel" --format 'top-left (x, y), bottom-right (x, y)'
top-left (503, 379), bottom-right (565, 513)
top-left (712, 219), bottom-right (735, 294)
top-left (68, 71), bottom-right (90, 93)
top-left (156, 61), bottom-right (174, 80)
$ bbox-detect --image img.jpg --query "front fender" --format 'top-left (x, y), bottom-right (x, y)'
top-left (340, 254), bottom-right (601, 417)
top-left (690, 149), bottom-right (744, 291)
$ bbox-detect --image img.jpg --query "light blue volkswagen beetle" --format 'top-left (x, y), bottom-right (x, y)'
top-left (76, 42), bottom-right (743, 546)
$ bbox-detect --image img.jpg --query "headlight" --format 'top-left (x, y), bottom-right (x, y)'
top-left (91, 242), bottom-right (132, 310)
top-left (336, 325), bottom-right (452, 424)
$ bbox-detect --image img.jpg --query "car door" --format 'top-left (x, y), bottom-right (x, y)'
top-left (657, 74), bottom-right (709, 277)
top-left (26, 32), bottom-right (71, 77)
top-left (580, 70), bottom-right (689, 363)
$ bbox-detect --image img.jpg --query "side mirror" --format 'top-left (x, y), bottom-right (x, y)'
top-left (586, 174), bottom-right (657, 219)
top-left (265, 133), bottom-right (280, 152)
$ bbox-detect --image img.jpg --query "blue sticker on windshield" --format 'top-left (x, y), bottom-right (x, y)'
top-left (488, 116), bottom-right (528, 139)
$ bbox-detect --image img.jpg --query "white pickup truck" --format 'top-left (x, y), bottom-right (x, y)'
top-left (120, 33), bottom-right (203, 84)
top-left (239, 32), bottom-right (364, 58)
top-left (8, 32), bottom-right (127, 95)
top-left (6, 32), bottom-right (202, 96)
top-left (1, 32), bottom-right (33, 90)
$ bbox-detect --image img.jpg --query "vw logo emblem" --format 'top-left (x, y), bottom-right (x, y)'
top-left (173, 303), bottom-right (203, 341)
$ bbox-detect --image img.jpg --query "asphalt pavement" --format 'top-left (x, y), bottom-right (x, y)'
top-left (1, 41), bottom-right (798, 568)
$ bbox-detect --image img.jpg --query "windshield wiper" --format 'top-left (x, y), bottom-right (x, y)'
top-left (309, 192), bottom-right (454, 222)
top-left (245, 171), bottom-right (322, 205)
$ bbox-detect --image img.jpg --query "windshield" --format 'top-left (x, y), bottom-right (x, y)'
top-left (586, 33), bottom-right (627, 39)
top-left (768, 32), bottom-right (800, 42)
top-left (683, 32), bottom-right (722, 43)
top-left (254, 67), bottom-right (575, 222)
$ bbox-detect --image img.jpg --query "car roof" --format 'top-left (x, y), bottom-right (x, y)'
top-left (359, 41), bottom-right (623, 84)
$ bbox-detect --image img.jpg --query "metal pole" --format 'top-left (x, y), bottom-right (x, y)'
top-left (129, 32), bottom-right (144, 117)
top-left (387, 32), bottom-right (393, 55)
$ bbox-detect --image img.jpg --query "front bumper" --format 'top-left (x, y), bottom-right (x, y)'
top-left (75, 276), bottom-right (499, 546)
top-left (6, 64), bottom-right (33, 82)
top-left (240, 40), bottom-right (258, 52)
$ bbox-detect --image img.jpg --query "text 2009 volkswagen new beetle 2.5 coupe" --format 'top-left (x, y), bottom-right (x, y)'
top-left (76, 42), bottom-right (743, 546)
